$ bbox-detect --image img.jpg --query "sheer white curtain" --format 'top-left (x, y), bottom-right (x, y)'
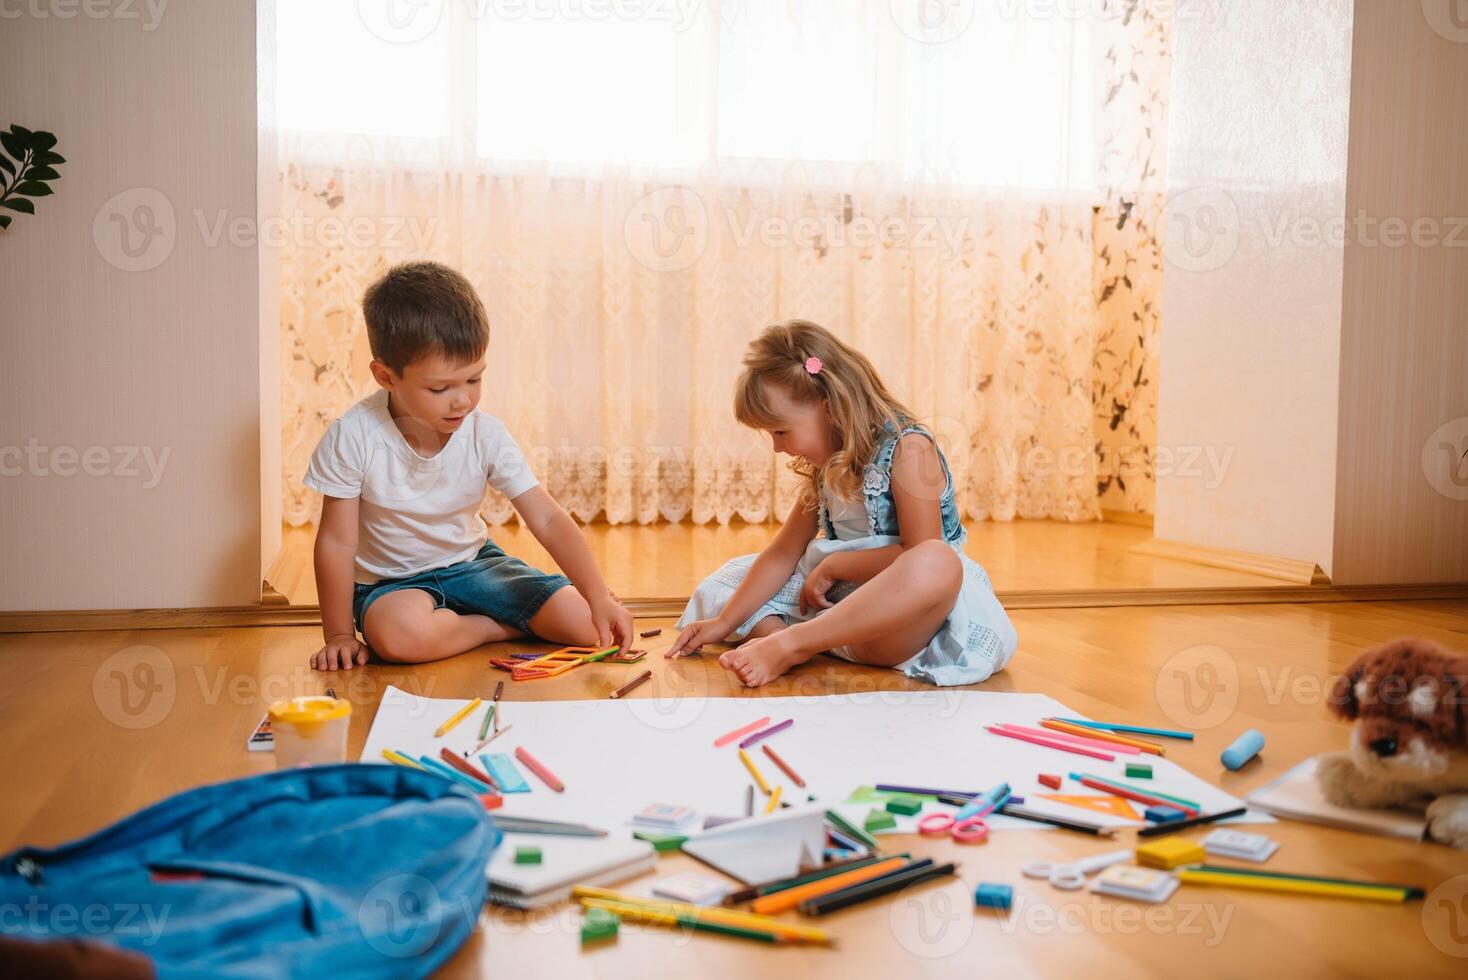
top-left (278, 0), bottom-right (1106, 527)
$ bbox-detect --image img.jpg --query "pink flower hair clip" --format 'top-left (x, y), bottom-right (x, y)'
top-left (804, 356), bottom-right (823, 376)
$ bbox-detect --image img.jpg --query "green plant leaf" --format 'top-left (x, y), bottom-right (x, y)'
top-left (11, 124), bottom-right (33, 139)
top-left (25, 165), bottom-right (59, 181)
top-left (32, 151), bottom-right (65, 166)
top-left (0, 131), bottom-right (24, 159)
top-left (29, 131), bottom-right (57, 152)
top-left (3, 197), bottom-right (35, 214)
top-left (0, 214), bottom-right (11, 230)
top-left (14, 180), bottom-right (52, 197)
top-left (0, 154), bottom-right (13, 179)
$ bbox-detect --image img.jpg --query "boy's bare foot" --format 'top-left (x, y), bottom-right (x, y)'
top-left (719, 630), bottom-right (812, 687)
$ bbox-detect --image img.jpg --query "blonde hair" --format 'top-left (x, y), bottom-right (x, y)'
top-left (734, 320), bottom-right (914, 511)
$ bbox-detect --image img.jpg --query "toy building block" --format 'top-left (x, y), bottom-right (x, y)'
top-left (975, 883), bottom-right (1013, 910)
top-left (885, 796), bottom-right (924, 816)
top-left (1125, 762), bottom-right (1154, 779)
top-left (1038, 773), bottom-right (1062, 790)
top-left (864, 808), bottom-right (897, 832)
top-left (514, 846), bottom-right (542, 865)
top-left (581, 907), bottom-right (619, 945)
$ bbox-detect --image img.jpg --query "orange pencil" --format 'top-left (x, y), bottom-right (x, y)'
top-left (751, 857), bottom-right (908, 915)
top-left (515, 745), bottom-right (565, 792)
top-left (762, 744), bottom-right (806, 788)
top-left (1041, 719), bottom-right (1165, 756)
top-left (439, 747), bottom-right (499, 791)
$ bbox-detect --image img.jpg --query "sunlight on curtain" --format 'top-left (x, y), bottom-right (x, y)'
top-left (276, 1), bottom-right (1144, 528)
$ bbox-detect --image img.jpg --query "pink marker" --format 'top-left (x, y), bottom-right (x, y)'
top-left (985, 725), bottom-right (1116, 761)
top-left (714, 716), bottom-right (771, 748)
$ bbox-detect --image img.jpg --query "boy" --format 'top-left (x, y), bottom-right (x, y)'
top-left (306, 261), bottom-right (633, 670)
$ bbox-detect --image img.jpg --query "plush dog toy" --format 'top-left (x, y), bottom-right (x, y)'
top-left (1316, 637), bottom-right (1468, 848)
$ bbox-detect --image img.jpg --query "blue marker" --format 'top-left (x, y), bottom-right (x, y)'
top-left (955, 782), bottom-right (1011, 821)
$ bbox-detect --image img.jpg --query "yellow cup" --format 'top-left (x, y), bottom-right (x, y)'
top-left (268, 696), bottom-right (351, 768)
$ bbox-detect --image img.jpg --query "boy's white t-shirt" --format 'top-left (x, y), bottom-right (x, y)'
top-left (304, 389), bottom-right (539, 585)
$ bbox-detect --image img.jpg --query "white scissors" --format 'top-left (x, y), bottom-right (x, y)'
top-left (1021, 849), bottom-right (1132, 890)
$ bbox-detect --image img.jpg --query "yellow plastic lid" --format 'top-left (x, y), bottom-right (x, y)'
top-left (269, 695), bottom-right (351, 730)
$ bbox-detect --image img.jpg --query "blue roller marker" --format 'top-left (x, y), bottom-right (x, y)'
top-left (1221, 729), bottom-right (1264, 770)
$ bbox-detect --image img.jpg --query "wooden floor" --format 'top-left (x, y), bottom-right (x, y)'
top-left (268, 518), bottom-right (1292, 606)
top-left (3, 598), bottom-right (1467, 976)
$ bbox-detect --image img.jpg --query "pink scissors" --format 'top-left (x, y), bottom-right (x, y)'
top-left (917, 783), bottom-right (1011, 843)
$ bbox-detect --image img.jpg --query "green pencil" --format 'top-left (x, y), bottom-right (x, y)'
top-left (478, 703), bottom-right (496, 739)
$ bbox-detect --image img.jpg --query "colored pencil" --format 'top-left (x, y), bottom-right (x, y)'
top-left (800, 860), bottom-right (955, 916)
top-left (416, 755), bottom-right (491, 792)
top-left (639, 628), bottom-right (662, 638)
top-left (478, 704), bottom-right (496, 739)
top-left (439, 747), bottom-right (499, 791)
top-left (1071, 775), bottom-right (1199, 816)
top-left (824, 809), bottom-right (880, 851)
top-left (764, 784), bottom-right (783, 814)
top-left (492, 681), bottom-right (504, 731)
top-left (574, 887), bottom-right (833, 944)
top-left (998, 803), bottom-right (1119, 837)
top-left (514, 746), bottom-right (565, 792)
top-left (1055, 718), bottom-right (1194, 741)
top-left (495, 816), bottom-right (606, 837)
top-left (723, 855), bottom-right (891, 905)
top-left (1041, 719), bottom-right (1165, 756)
top-left (762, 744), bottom-right (806, 787)
top-left (986, 725), bottom-right (1116, 761)
top-left (579, 898), bottom-right (778, 944)
top-left (738, 718), bottom-right (793, 749)
top-left (996, 723), bottom-right (1144, 756)
top-left (585, 645), bottom-right (621, 663)
top-left (1178, 869), bottom-right (1418, 903)
top-left (325, 687), bottom-right (337, 699)
top-left (876, 784), bottom-right (977, 799)
top-left (739, 749), bottom-right (772, 795)
top-left (1192, 864), bottom-right (1423, 896)
top-left (1071, 772), bottom-right (1202, 811)
top-left (716, 717), bottom-right (772, 748)
top-left (435, 697), bottom-right (481, 737)
top-left (609, 669), bottom-right (652, 699)
top-left (745, 784), bottom-right (754, 815)
top-left (751, 857), bottom-right (909, 914)
top-left (467, 722), bottom-right (514, 755)
top-left (1137, 806), bottom-right (1248, 838)
top-left (381, 748), bottom-right (425, 770)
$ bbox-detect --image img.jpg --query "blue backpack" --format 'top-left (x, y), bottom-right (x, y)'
top-left (0, 764), bottom-right (499, 979)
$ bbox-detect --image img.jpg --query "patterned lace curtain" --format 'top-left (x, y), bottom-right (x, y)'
top-left (277, 0), bottom-right (1172, 528)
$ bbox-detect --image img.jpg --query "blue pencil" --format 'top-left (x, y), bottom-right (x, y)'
top-left (1053, 718), bottom-right (1194, 741)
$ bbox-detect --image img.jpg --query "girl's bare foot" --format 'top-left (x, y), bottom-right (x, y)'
top-left (719, 630), bottom-right (812, 687)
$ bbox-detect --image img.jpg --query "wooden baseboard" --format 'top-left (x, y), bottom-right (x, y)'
top-left (5, 585), bottom-right (1467, 634)
top-left (1102, 508), bottom-right (1154, 528)
top-left (1131, 537), bottom-right (1329, 585)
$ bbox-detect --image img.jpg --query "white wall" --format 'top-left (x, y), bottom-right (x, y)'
top-left (1156, 0), bottom-right (1355, 576)
top-left (0, 1), bottom-right (275, 610)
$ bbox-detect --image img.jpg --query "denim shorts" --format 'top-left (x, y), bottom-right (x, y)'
top-left (352, 540), bottom-right (572, 635)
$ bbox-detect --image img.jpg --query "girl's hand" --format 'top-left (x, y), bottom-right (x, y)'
top-left (798, 559), bottom-right (839, 615)
top-left (588, 592), bottom-right (635, 653)
top-left (312, 634), bottom-right (368, 672)
top-left (666, 617), bottom-right (731, 659)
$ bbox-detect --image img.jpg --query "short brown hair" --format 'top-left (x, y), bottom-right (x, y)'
top-left (362, 261), bottom-right (489, 375)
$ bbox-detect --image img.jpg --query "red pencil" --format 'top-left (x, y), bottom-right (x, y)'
top-left (762, 744), bottom-right (806, 788)
top-left (439, 747), bottom-right (499, 792)
top-left (1074, 776), bottom-right (1199, 816)
top-left (515, 745), bottom-right (565, 792)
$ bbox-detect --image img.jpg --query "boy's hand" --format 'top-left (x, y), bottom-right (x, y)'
top-left (798, 559), bottom-right (839, 615)
top-left (588, 592), bottom-right (635, 653)
top-left (666, 617), bottom-right (731, 659)
top-left (312, 634), bottom-right (368, 671)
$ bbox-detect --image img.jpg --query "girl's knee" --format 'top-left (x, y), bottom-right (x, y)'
top-left (904, 540), bottom-right (962, 598)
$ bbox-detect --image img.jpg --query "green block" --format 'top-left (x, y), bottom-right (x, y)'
top-left (1125, 763), bottom-right (1153, 779)
top-left (634, 830), bottom-right (688, 853)
top-left (885, 796), bottom-right (923, 816)
top-left (514, 846), bottom-right (542, 865)
top-left (581, 907), bottom-right (619, 944)
top-left (864, 808), bottom-right (897, 832)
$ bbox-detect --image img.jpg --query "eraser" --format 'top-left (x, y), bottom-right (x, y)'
top-left (1221, 729), bottom-right (1265, 770)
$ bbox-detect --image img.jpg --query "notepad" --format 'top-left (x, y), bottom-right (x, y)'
top-left (486, 834), bottom-right (656, 909)
top-left (1244, 757), bottom-right (1428, 841)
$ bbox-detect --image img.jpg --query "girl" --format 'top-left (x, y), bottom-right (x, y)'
top-left (667, 320), bottom-right (1018, 687)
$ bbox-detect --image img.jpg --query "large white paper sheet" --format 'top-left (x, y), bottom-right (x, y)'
top-left (362, 686), bottom-right (1264, 835)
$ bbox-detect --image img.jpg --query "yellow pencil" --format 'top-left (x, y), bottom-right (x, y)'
top-left (1042, 719), bottom-right (1166, 756)
top-left (764, 784), bottom-right (783, 814)
top-left (435, 697), bottom-right (482, 737)
top-left (573, 887), bottom-right (832, 944)
top-left (1178, 870), bottom-right (1411, 903)
top-left (739, 749), bottom-right (772, 795)
top-left (381, 748), bottom-right (425, 769)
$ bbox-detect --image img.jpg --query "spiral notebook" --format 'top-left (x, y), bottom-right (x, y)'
top-left (486, 834), bottom-right (656, 909)
top-left (1244, 756), bottom-right (1428, 841)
